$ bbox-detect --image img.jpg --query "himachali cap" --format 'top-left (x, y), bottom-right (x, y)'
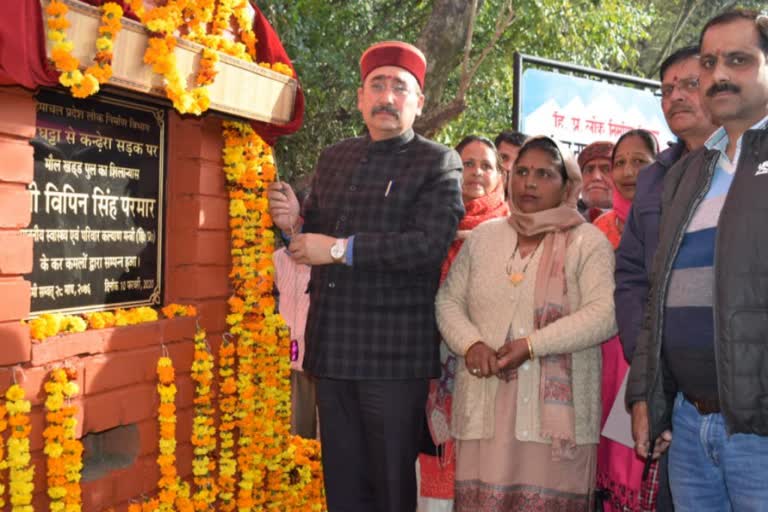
top-left (577, 140), bottom-right (614, 170)
top-left (360, 41), bottom-right (427, 89)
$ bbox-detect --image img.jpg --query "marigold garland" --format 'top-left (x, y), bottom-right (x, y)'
top-left (190, 326), bottom-right (218, 510)
top-left (43, 367), bottom-right (83, 512)
top-left (0, 402), bottom-right (7, 510)
top-left (28, 304), bottom-right (192, 342)
top-left (46, 0), bottom-right (124, 98)
top-left (215, 335), bottom-right (237, 511)
top-left (161, 304), bottom-right (198, 319)
top-left (5, 384), bottom-right (34, 512)
top-left (137, 0), bottom-right (216, 115)
top-left (127, 496), bottom-right (158, 512)
top-left (222, 120), bottom-right (325, 510)
top-left (156, 355), bottom-right (179, 511)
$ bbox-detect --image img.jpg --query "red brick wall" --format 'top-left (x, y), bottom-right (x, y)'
top-left (0, 87), bottom-right (231, 511)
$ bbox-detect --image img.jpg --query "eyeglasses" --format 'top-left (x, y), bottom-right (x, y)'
top-left (660, 77), bottom-right (699, 98)
top-left (368, 80), bottom-right (413, 97)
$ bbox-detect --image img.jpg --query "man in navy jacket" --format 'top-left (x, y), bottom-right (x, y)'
top-left (615, 44), bottom-right (716, 511)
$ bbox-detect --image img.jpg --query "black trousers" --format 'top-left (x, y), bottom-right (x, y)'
top-left (290, 370), bottom-right (318, 439)
top-left (316, 377), bottom-right (428, 512)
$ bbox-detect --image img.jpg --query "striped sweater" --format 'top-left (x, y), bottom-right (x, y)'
top-left (661, 120), bottom-right (761, 398)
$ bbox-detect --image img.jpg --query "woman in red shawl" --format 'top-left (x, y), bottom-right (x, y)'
top-left (594, 129), bottom-right (658, 511)
top-left (419, 135), bottom-right (509, 512)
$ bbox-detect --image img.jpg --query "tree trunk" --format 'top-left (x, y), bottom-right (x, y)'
top-left (415, 0), bottom-right (478, 129)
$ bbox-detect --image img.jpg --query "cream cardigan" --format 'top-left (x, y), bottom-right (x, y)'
top-left (436, 218), bottom-right (616, 445)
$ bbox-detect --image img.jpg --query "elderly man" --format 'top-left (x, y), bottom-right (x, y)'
top-left (626, 10), bottom-right (768, 511)
top-left (615, 44), bottom-right (717, 512)
top-left (576, 140), bottom-right (614, 221)
top-left (268, 41), bottom-right (463, 512)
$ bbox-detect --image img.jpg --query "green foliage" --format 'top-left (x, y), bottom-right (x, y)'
top-left (255, 0), bottom-right (429, 181)
top-left (437, 0), bottom-right (653, 147)
top-left (636, 0), bottom-right (766, 79)
top-left (256, 0), bottom-right (652, 182)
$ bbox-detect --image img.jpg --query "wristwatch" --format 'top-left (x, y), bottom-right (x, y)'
top-left (330, 238), bottom-right (346, 263)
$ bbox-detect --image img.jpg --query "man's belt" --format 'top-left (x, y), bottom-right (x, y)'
top-left (683, 393), bottom-right (721, 415)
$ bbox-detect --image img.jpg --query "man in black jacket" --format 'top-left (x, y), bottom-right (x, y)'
top-left (267, 41), bottom-right (463, 512)
top-left (615, 44), bottom-right (716, 511)
top-left (626, 10), bottom-right (768, 511)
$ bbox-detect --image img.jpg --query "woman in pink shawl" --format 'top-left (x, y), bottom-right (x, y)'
top-left (594, 129), bottom-right (658, 511)
top-left (419, 135), bottom-right (509, 512)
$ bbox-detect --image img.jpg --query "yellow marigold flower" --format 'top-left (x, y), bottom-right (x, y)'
top-left (58, 70), bottom-right (83, 88)
top-left (47, 29), bottom-right (66, 42)
top-left (61, 316), bottom-right (87, 333)
top-left (95, 36), bottom-right (113, 52)
top-left (5, 385), bottom-right (25, 402)
top-left (71, 74), bottom-right (100, 98)
top-left (63, 381), bottom-right (79, 397)
top-left (102, 2), bottom-right (123, 18)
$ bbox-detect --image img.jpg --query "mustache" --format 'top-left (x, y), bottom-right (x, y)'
top-left (706, 82), bottom-right (740, 97)
top-left (371, 105), bottom-right (399, 117)
top-left (668, 104), bottom-right (693, 115)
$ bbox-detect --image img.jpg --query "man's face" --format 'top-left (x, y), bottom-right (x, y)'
top-left (357, 66), bottom-right (424, 141)
top-left (699, 19), bottom-right (768, 127)
top-left (581, 157), bottom-right (612, 209)
top-left (661, 57), bottom-right (714, 139)
top-left (496, 141), bottom-right (522, 174)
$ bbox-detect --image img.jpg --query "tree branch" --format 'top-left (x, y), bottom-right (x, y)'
top-left (457, 0), bottom-right (479, 93)
top-left (461, 1), bottom-right (516, 96)
top-left (646, 0), bottom-right (700, 77)
top-left (416, 0), bottom-right (516, 137)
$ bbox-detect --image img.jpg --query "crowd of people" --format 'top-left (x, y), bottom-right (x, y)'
top-left (267, 8), bottom-right (768, 512)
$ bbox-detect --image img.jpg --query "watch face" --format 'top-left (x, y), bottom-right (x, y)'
top-left (331, 241), bottom-right (345, 259)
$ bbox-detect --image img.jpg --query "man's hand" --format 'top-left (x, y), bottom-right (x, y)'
top-left (465, 341), bottom-right (499, 378)
top-left (267, 182), bottom-right (301, 232)
top-left (288, 233), bottom-right (337, 265)
top-left (652, 430), bottom-right (672, 459)
top-left (631, 401), bottom-right (672, 459)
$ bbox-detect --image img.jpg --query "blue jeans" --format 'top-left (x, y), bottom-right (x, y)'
top-left (669, 392), bottom-right (768, 511)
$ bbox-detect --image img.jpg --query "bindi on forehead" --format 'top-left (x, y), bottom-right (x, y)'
top-left (665, 73), bottom-right (698, 84)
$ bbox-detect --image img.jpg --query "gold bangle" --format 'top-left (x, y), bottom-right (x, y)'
top-left (526, 337), bottom-right (534, 360)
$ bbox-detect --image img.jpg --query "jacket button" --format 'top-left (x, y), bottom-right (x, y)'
top-left (340, 215), bottom-right (347, 222)
top-left (349, 185), bottom-right (357, 191)
top-left (328, 282), bottom-right (336, 288)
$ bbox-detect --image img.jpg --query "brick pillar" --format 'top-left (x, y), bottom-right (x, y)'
top-left (0, 86), bottom-right (35, 366)
top-left (165, 112), bottom-right (230, 337)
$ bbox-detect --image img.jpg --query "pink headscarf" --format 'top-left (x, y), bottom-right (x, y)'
top-left (507, 136), bottom-right (585, 236)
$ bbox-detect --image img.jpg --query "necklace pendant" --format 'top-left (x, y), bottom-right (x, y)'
top-left (290, 339), bottom-right (299, 362)
top-left (508, 272), bottom-right (525, 286)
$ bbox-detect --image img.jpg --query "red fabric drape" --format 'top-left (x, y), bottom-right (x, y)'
top-left (249, 4), bottom-right (305, 145)
top-left (0, 0), bottom-right (303, 143)
top-left (0, 0), bottom-right (59, 88)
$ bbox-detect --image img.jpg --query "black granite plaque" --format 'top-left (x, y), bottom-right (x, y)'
top-left (25, 89), bottom-right (165, 314)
